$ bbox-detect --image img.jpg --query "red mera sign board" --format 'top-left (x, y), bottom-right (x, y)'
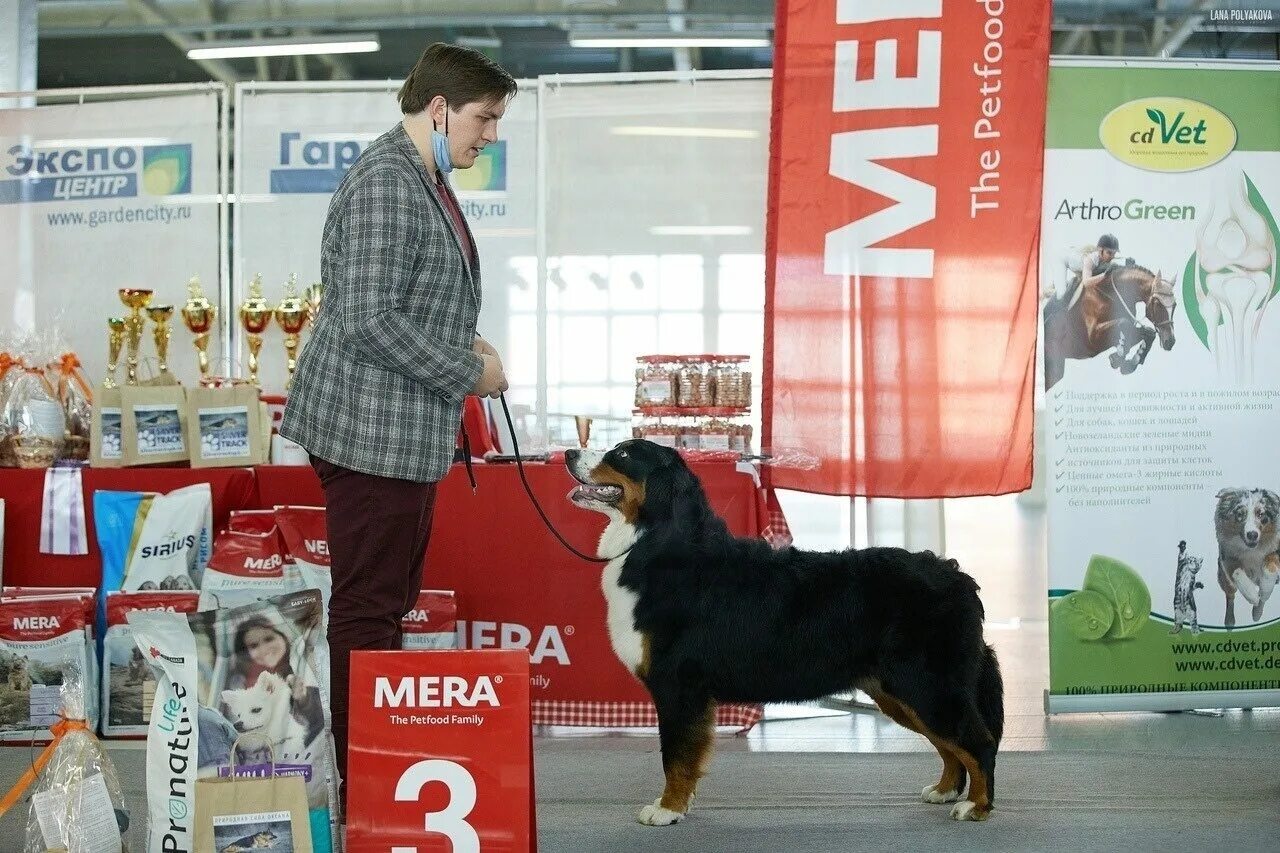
top-left (346, 650), bottom-right (536, 853)
top-left (763, 0), bottom-right (1051, 497)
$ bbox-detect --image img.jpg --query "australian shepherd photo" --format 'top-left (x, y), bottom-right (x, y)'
top-left (566, 439), bottom-right (1004, 825)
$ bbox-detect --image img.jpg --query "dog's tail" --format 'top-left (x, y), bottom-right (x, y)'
top-left (976, 643), bottom-right (1004, 745)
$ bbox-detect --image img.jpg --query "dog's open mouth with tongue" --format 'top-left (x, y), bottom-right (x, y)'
top-left (564, 449), bottom-right (624, 507)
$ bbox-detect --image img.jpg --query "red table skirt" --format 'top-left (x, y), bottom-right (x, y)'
top-left (0, 461), bottom-right (769, 730)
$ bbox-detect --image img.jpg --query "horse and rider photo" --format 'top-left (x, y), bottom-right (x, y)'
top-left (1042, 234), bottom-right (1180, 391)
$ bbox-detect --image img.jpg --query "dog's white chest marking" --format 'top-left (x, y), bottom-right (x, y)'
top-left (599, 520), bottom-right (644, 675)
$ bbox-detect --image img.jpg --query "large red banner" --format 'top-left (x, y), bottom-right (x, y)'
top-left (764, 0), bottom-right (1050, 497)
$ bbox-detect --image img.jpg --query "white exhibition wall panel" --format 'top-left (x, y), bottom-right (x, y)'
top-left (234, 83), bottom-right (536, 397)
top-left (0, 89), bottom-right (223, 387)
top-left (537, 75), bottom-right (771, 447)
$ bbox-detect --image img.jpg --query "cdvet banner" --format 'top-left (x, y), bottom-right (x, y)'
top-left (763, 0), bottom-right (1050, 497)
top-left (234, 86), bottom-right (535, 395)
top-left (1042, 60), bottom-right (1280, 712)
top-left (0, 92), bottom-right (221, 386)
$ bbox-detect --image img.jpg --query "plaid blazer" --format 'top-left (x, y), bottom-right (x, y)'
top-left (280, 123), bottom-right (484, 483)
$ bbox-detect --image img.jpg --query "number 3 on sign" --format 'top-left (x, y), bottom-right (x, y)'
top-left (392, 759), bottom-right (480, 853)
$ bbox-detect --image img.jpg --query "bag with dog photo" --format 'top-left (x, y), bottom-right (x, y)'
top-left (0, 594), bottom-right (95, 743)
top-left (89, 384), bottom-right (124, 468)
top-left (195, 735), bottom-right (313, 853)
top-left (120, 384), bottom-right (189, 467)
top-left (127, 589), bottom-right (337, 853)
top-left (100, 591), bottom-right (199, 739)
top-left (121, 482), bottom-right (212, 593)
top-left (186, 383), bottom-right (265, 469)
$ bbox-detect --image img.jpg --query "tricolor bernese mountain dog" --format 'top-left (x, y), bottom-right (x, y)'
top-left (566, 439), bottom-right (1004, 825)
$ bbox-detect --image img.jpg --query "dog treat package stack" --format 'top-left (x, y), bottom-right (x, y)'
top-left (128, 588), bottom-right (339, 853)
top-left (19, 661), bottom-right (131, 853)
top-left (100, 591), bottom-right (200, 739)
top-left (632, 354), bottom-right (755, 454)
top-left (0, 589), bottom-right (99, 743)
top-left (400, 590), bottom-right (459, 650)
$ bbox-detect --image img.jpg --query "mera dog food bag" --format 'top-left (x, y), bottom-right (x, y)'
top-left (128, 589), bottom-right (337, 853)
top-left (401, 590), bottom-right (458, 650)
top-left (101, 591), bottom-right (199, 738)
top-left (197, 525), bottom-right (290, 612)
top-left (122, 483), bottom-right (213, 592)
top-left (0, 595), bottom-right (94, 742)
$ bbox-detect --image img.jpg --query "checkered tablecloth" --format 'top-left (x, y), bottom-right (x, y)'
top-left (532, 700), bottom-right (764, 732)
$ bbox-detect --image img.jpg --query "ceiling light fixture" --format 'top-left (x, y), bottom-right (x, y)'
top-left (650, 225), bottom-right (753, 237)
top-left (188, 34), bottom-right (380, 60)
top-left (611, 126), bottom-right (760, 140)
top-left (570, 34), bottom-right (770, 49)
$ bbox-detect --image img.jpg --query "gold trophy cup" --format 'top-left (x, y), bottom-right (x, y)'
top-left (239, 274), bottom-right (273, 386)
top-left (146, 304), bottom-right (175, 378)
top-left (181, 275), bottom-right (217, 378)
top-left (118, 288), bottom-right (154, 385)
top-left (574, 416), bottom-right (593, 449)
top-left (104, 317), bottom-right (126, 389)
top-left (303, 281), bottom-right (324, 327)
top-left (276, 274), bottom-right (308, 391)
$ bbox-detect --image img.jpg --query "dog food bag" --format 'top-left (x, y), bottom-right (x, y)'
top-left (128, 589), bottom-right (337, 853)
top-left (226, 508), bottom-right (278, 535)
top-left (0, 595), bottom-right (94, 743)
top-left (121, 483), bottom-right (212, 593)
top-left (0, 588), bottom-right (99, 734)
top-left (274, 506), bottom-right (330, 571)
top-left (401, 590), bottom-right (459, 650)
top-left (101, 591), bottom-right (199, 739)
top-left (197, 525), bottom-right (291, 612)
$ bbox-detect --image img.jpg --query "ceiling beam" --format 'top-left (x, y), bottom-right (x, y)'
top-left (1153, 0), bottom-right (1218, 57)
top-left (126, 0), bottom-right (242, 82)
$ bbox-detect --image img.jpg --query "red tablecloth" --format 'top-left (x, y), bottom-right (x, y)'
top-left (257, 460), bottom-right (766, 730)
top-left (0, 467), bottom-right (257, 588)
top-left (0, 460), bottom-right (768, 730)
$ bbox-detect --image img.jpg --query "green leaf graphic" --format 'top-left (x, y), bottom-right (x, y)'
top-left (1183, 252), bottom-right (1210, 350)
top-left (1145, 108), bottom-right (1163, 125)
top-left (1083, 555), bottom-right (1152, 640)
top-left (1242, 172), bottom-right (1280, 301)
top-left (1052, 590), bottom-right (1116, 641)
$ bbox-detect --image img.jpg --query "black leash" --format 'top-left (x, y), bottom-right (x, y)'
top-left (483, 392), bottom-right (632, 564)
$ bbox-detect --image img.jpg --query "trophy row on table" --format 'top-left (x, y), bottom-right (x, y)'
top-left (104, 274), bottom-right (324, 390)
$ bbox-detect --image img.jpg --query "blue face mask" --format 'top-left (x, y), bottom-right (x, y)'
top-left (432, 104), bottom-right (453, 173)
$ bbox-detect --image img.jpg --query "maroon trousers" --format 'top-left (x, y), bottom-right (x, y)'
top-left (311, 455), bottom-right (438, 812)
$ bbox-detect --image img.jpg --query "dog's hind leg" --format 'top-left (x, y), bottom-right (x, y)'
top-left (862, 685), bottom-right (965, 804)
top-left (639, 687), bottom-right (716, 827)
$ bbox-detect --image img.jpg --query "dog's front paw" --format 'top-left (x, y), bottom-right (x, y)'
top-left (1252, 601), bottom-right (1265, 622)
top-left (637, 799), bottom-right (685, 827)
top-left (922, 784), bottom-right (960, 804)
top-left (950, 801), bottom-right (991, 822)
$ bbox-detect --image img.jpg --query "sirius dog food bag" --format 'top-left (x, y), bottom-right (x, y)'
top-left (100, 591), bottom-right (199, 738)
top-left (401, 590), bottom-right (459, 650)
top-left (0, 595), bottom-right (93, 743)
top-left (129, 589), bottom-right (337, 853)
top-left (122, 483), bottom-right (212, 593)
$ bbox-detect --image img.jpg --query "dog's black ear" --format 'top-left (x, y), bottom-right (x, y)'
top-left (641, 453), bottom-right (708, 525)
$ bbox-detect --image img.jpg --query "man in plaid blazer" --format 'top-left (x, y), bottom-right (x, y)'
top-left (280, 42), bottom-right (516, 810)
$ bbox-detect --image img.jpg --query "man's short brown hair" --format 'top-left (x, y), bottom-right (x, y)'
top-left (398, 42), bottom-right (517, 115)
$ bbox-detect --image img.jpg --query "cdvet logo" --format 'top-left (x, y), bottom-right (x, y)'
top-left (1099, 97), bottom-right (1236, 173)
top-left (0, 143), bottom-right (193, 203)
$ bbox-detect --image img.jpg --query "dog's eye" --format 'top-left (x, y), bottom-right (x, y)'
top-left (617, 450), bottom-right (628, 458)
